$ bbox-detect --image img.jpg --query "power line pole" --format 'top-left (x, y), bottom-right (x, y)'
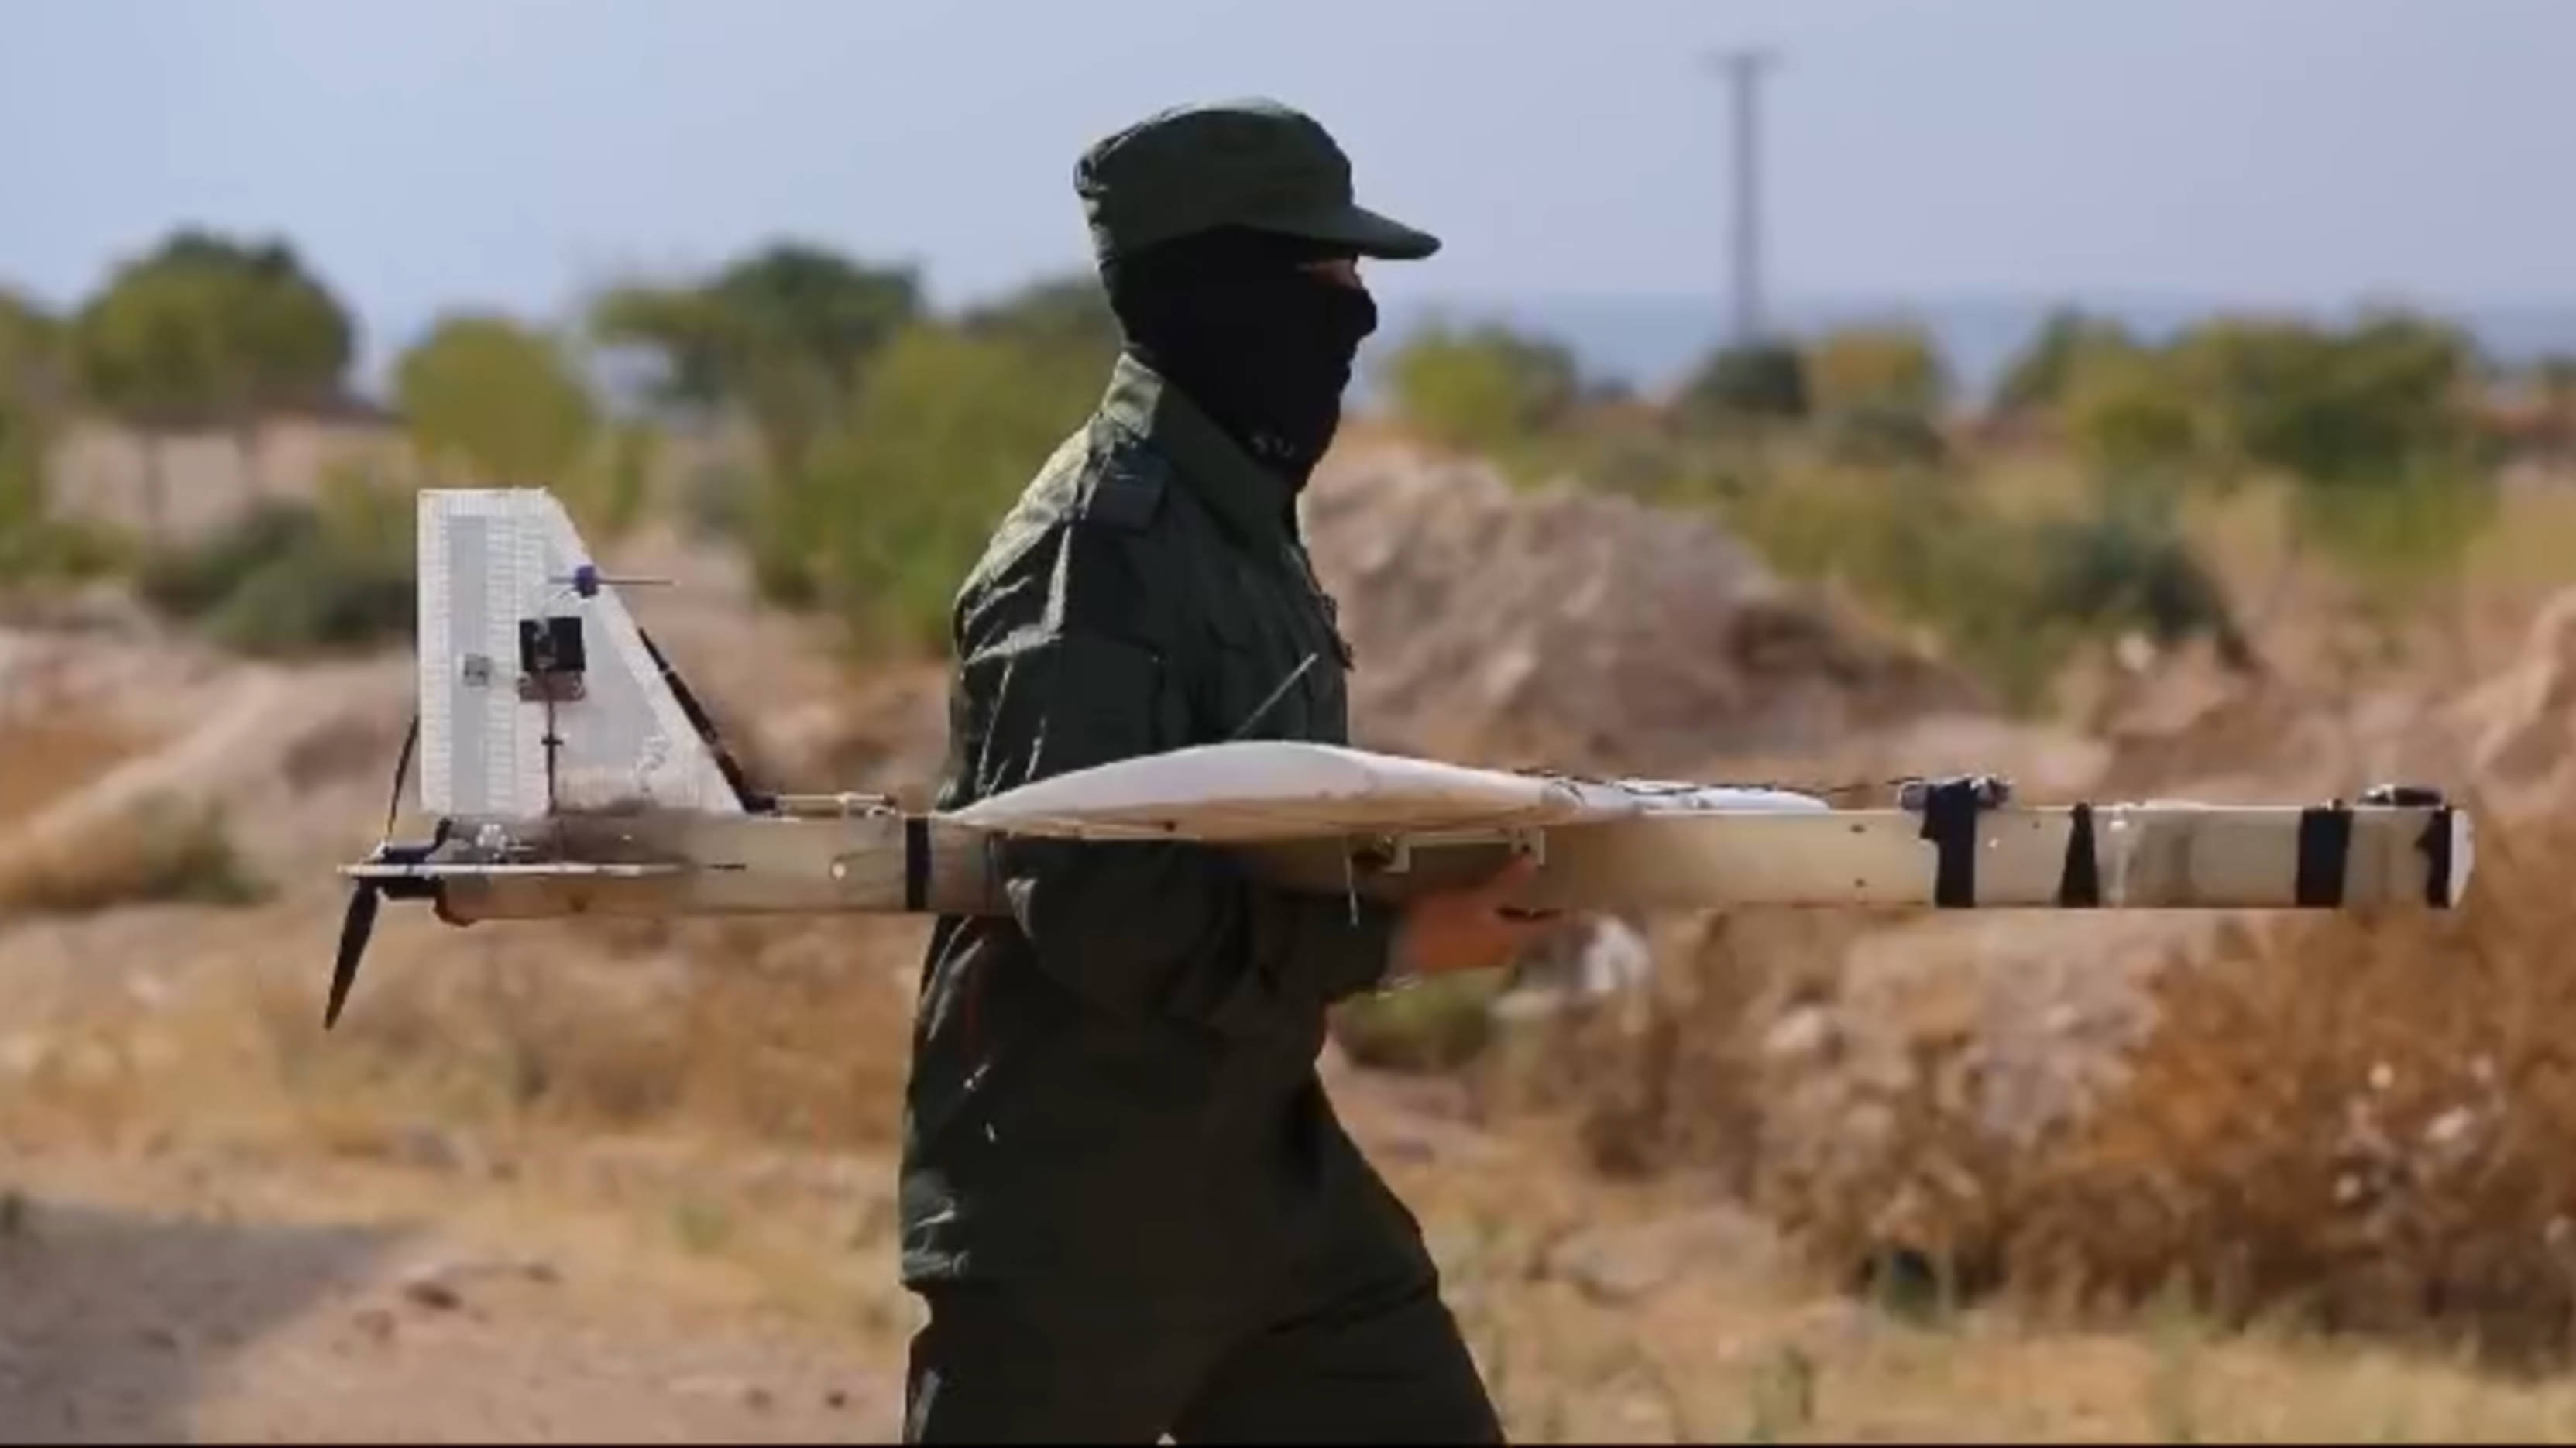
top-left (1706, 46), bottom-right (1779, 348)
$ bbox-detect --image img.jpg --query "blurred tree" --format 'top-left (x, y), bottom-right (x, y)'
top-left (1816, 401), bottom-right (1950, 470)
top-left (0, 289), bottom-right (63, 533)
top-left (1674, 340), bottom-right (1809, 429)
top-left (790, 323), bottom-right (1104, 649)
top-left (2166, 310), bottom-right (2484, 487)
top-left (2032, 483), bottom-right (2253, 671)
top-left (1993, 307), bottom-right (2143, 418)
top-left (0, 287), bottom-right (67, 411)
top-left (67, 230), bottom-right (356, 536)
top-left (569, 420), bottom-right (659, 542)
top-left (590, 242), bottom-right (922, 478)
top-left (2161, 310), bottom-right (2495, 650)
top-left (394, 312), bottom-right (600, 485)
top-left (0, 383), bottom-right (42, 559)
top-left (1384, 320), bottom-right (1583, 465)
top-left (132, 466), bottom-right (412, 657)
top-left (957, 273), bottom-right (1122, 368)
top-left (1806, 322), bottom-right (1952, 418)
top-left (2061, 351), bottom-right (2208, 486)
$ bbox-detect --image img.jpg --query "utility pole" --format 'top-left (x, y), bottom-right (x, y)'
top-left (1705, 46), bottom-right (1779, 348)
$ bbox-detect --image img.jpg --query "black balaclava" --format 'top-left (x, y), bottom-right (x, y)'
top-left (1101, 225), bottom-right (1378, 490)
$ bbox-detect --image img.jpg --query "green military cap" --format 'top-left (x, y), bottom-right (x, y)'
top-left (1076, 98), bottom-right (1441, 264)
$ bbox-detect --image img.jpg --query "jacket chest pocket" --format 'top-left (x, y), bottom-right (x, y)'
top-left (1205, 556), bottom-right (1354, 746)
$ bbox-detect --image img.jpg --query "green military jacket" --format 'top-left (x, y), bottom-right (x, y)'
top-left (898, 353), bottom-right (1425, 1302)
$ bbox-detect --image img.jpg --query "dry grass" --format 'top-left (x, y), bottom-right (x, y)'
top-left (16, 798), bottom-right (2576, 1439)
top-left (0, 711), bottom-right (148, 828)
top-left (0, 907), bottom-right (929, 1162)
top-left (1992, 795), bottom-right (2576, 1363)
top-left (0, 791), bottom-right (270, 917)
top-left (13, 435), bottom-right (2576, 1436)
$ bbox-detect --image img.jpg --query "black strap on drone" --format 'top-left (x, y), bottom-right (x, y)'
top-left (1915, 777), bottom-right (1992, 909)
top-left (637, 626), bottom-right (775, 815)
top-left (2417, 804), bottom-right (2458, 908)
top-left (2293, 800), bottom-right (2354, 908)
top-left (902, 816), bottom-right (933, 913)
top-left (2056, 801), bottom-right (2102, 908)
top-left (2358, 784), bottom-right (2457, 910)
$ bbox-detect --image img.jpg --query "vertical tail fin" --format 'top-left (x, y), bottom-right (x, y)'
top-left (415, 489), bottom-right (749, 819)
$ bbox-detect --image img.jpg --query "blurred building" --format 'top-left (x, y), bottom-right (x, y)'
top-left (41, 396), bottom-right (413, 545)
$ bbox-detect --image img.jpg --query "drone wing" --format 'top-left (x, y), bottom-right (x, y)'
top-left (942, 740), bottom-right (1832, 842)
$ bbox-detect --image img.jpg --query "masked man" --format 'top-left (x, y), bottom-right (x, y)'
top-left (898, 98), bottom-right (1551, 1442)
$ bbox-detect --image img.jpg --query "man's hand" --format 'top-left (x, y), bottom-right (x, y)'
top-left (1389, 854), bottom-right (1561, 980)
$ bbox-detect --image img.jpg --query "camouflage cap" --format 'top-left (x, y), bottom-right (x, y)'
top-left (1076, 98), bottom-right (1441, 265)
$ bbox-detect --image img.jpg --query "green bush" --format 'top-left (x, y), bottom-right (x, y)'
top-left (1384, 321), bottom-right (1584, 476)
top-left (396, 312), bottom-right (599, 481)
top-left (2030, 485), bottom-right (2251, 665)
top-left (0, 516), bottom-right (131, 590)
top-left (1816, 401), bottom-right (1949, 470)
top-left (1994, 307), bottom-right (2145, 418)
top-left (1720, 463), bottom-right (2244, 712)
top-left (788, 322), bottom-right (1104, 652)
top-left (1674, 340), bottom-right (1810, 431)
top-left (1331, 973), bottom-right (1507, 1074)
top-left (134, 479), bottom-right (412, 657)
top-left (1805, 322), bottom-right (1952, 418)
top-left (2291, 461), bottom-right (2498, 627)
top-left (0, 341), bottom-right (122, 592)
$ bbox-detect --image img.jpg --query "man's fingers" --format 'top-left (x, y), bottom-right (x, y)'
top-left (1486, 855), bottom-right (1558, 925)
top-left (1484, 853), bottom-right (1541, 894)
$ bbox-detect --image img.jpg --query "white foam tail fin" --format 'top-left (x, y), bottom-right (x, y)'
top-left (416, 489), bottom-right (747, 819)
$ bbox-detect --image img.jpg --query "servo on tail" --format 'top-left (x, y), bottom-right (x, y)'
top-left (329, 488), bottom-right (2475, 1028)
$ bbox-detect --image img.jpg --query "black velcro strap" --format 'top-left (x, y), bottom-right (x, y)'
top-left (904, 815), bottom-right (931, 913)
top-left (1917, 777), bottom-right (1990, 909)
top-left (2057, 801), bottom-right (2101, 908)
top-left (2295, 803), bottom-right (2353, 908)
top-left (2418, 805), bottom-right (2457, 908)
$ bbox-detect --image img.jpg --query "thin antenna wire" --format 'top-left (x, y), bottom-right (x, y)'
top-left (1228, 652), bottom-right (1319, 743)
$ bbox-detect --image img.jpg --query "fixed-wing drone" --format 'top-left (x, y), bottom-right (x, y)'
top-left (329, 488), bottom-right (2475, 1028)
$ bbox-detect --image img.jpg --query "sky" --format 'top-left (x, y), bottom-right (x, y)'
top-left (5, 0), bottom-right (2572, 386)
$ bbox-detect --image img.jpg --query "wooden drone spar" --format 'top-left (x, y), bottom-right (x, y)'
top-left (328, 488), bottom-right (2471, 1025)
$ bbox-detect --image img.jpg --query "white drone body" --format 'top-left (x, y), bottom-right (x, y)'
top-left (328, 488), bottom-right (2475, 1026)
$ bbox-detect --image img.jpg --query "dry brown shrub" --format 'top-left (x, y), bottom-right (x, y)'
top-left (1583, 787), bottom-right (2576, 1361)
top-left (0, 793), bottom-right (270, 917)
top-left (1471, 909), bottom-right (1885, 1192)
top-left (0, 712), bottom-right (147, 827)
top-left (234, 913), bottom-right (926, 1155)
top-left (1498, 777), bottom-right (2576, 1361)
top-left (1990, 792), bottom-right (2576, 1360)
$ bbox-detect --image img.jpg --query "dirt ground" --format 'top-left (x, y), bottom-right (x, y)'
top-left (17, 1094), bottom-right (2576, 1444)
top-left (10, 464), bottom-right (2576, 1443)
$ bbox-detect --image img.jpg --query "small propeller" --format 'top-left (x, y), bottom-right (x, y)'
top-left (328, 714), bottom-right (421, 1030)
top-left (326, 873), bottom-right (382, 1028)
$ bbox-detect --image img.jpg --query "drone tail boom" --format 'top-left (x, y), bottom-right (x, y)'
top-left (321, 486), bottom-right (2472, 1031)
top-left (363, 790), bottom-right (2468, 925)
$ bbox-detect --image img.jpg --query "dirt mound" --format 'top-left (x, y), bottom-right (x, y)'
top-left (1301, 451), bottom-right (1983, 777)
